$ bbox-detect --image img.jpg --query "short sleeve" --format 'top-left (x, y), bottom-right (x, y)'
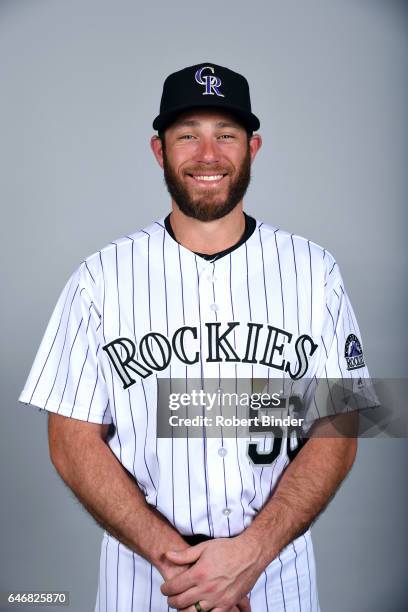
top-left (316, 255), bottom-right (371, 380)
top-left (302, 253), bottom-right (380, 424)
top-left (18, 261), bottom-right (112, 424)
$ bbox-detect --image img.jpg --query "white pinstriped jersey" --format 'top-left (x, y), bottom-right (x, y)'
top-left (19, 216), bottom-right (373, 611)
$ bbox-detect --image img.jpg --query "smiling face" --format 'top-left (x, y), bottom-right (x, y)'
top-left (151, 109), bottom-right (262, 222)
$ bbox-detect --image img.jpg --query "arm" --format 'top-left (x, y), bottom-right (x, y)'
top-left (241, 413), bottom-right (358, 566)
top-left (161, 413), bottom-right (358, 611)
top-left (47, 413), bottom-right (189, 579)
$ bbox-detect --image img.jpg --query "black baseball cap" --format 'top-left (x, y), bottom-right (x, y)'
top-left (152, 62), bottom-right (260, 133)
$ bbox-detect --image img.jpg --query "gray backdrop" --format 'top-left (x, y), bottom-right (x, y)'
top-left (1, 0), bottom-right (407, 610)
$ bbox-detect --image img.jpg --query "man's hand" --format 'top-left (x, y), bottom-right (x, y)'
top-left (161, 537), bottom-right (262, 611)
top-left (178, 594), bottom-right (251, 612)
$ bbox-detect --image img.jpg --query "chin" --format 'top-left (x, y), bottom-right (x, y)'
top-left (182, 200), bottom-right (240, 222)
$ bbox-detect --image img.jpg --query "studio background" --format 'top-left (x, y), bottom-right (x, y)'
top-left (1, 1), bottom-right (407, 610)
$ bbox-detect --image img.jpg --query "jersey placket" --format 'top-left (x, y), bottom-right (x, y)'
top-left (196, 257), bottom-right (237, 537)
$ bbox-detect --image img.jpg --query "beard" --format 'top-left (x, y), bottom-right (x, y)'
top-left (162, 145), bottom-right (251, 222)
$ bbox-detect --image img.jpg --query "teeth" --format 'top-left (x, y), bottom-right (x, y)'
top-left (193, 175), bottom-right (224, 181)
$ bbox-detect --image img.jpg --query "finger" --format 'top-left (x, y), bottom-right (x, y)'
top-left (237, 596), bottom-right (251, 612)
top-left (167, 588), bottom-right (211, 610)
top-left (237, 599), bottom-right (250, 612)
top-left (166, 543), bottom-right (206, 565)
top-left (161, 567), bottom-right (198, 596)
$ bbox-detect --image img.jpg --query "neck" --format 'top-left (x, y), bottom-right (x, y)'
top-left (168, 202), bottom-right (245, 255)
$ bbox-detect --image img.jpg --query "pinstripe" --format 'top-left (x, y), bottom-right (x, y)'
top-left (326, 301), bottom-right (346, 379)
top-left (211, 262), bottom-right (231, 535)
top-left (141, 230), bottom-right (152, 331)
top-left (304, 533), bottom-right (312, 611)
top-left (30, 281), bottom-right (79, 404)
top-left (176, 244), bottom-right (194, 531)
top-left (279, 554), bottom-right (287, 612)
top-left (274, 230), bottom-right (285, 328)
top-left (70, 345), bottom-right (90, 415)
top-left (114, 243), bottom-right (121, 335)
top-left (177, 244), bottom-right (186, 326)
top-left (58, 306), bottom-right (93, 408)
top-left (320, 336), bottom-right (337, 414)
top-left (161, 229), bottom-right (177, 527)
top-left (148, 563), bottom-right (153, 612)
top-left (87, 363), bottom-right (100, 421)
top-left (105, 534), bottom-right (108, 612)
top-left (102, 399), bottom-right (110, 423)
top-left (263, 570), bottom-right (270, 612)
top-left (140, 379), bottom-right (158, 497)
top-left (67, 303), bottom-right (96, 416)
top-left (131, 554), bottom-right (135, 612)
top-left (290, 235), bottom-right (300, 336)
top-left (116, 540), bottom-right (119, 612)
top-left (127, 390), bottom-right (138, 480)
top-left (328, 260), bottom-right (336, 276)
top-left (228, 252), bottom-right (246, 530)
top-left (244, 242), bottom-right (258, 507)
top-left (107, 359), bottom-right (123, 461)
top-left (84, 259), bottom-right (96, 283)
top-left (44, 306), bottom-right (82, 409)
top-left (308, 240), bottom-right (313, 334)
top-left (292, 540), bottom-right (302, 611)
top-left (245, 242), bottom-right (252, 319)
top-left (195, 255), bottom-right (213, 537)
top-left (255, 229), bottom-right (270, 506)
top-left (99, 251), bottom-right (106, 342)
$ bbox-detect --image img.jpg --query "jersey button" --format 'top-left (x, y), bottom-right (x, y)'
top-left (218, 447), bottom-right (227, 457)
top-left (210, 303), bottom-right (219, 311)
top-left (222, 508), bottom-right (232, 516)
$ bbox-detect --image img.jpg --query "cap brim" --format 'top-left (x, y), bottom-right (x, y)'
top-left (153, 102), bottom-right (260, 132)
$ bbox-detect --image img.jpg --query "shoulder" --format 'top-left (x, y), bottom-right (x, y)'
top-left (63, 218), bottom-right (165, 306)
top-left (256, 219), bottom-right (337, 272)
top-left (78, 217), bottom-right (166, 279)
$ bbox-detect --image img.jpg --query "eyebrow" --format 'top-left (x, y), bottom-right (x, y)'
top-left (173, 119), bottom-right (241, 129)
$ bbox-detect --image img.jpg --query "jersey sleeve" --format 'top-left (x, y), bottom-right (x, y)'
top-left (303, 253), bottom-right (379, 424)
top-left (317, 255), bottom-right (370, 379)
top-left (18, 261), bottom-right (112, 424)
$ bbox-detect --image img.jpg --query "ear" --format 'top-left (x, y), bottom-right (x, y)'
top-left (248, 133), bottom-right (262, 163)
top-left (151, 135), bottom-right (164, 169)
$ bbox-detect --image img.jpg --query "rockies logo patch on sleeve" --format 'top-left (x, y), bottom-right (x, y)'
top-left (344, 333), bottom-right (365, 370)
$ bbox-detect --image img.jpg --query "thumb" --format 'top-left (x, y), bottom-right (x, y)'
top-left (165, 543), bottom-right (206, 565)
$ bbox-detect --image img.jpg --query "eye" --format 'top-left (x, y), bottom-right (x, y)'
top-left (218, 134), bottom-right (235, 140)
top-left (178, 134), bottom-right (195, 140)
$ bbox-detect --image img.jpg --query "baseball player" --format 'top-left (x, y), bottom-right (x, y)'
top-left (19, 62), bottom-right (376, 612)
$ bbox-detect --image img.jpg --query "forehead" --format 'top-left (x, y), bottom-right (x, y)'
top-left (169, 108), bottom-right (246, 131)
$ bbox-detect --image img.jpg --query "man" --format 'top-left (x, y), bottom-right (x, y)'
top-left (19, 62), bottom-right (374, 611)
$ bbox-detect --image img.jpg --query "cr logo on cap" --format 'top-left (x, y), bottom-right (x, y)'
top-left (194, 66), bottom-right (225, 97)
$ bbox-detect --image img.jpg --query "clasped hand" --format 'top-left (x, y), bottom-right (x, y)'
top-left (160, 535), bottom-right (264, 612)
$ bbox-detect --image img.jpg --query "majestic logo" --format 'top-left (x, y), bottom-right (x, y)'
top-left (344, 334), bottom-right (365, 370)
top-left (102, 321), bottom-right (319, 389)
top-left (194, 66), bottom-right (225, 97)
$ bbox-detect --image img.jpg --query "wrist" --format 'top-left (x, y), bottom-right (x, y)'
top-left (152, 538), bottom-right (190, 578)
top-left (239, 524), bottom-right (279, 572)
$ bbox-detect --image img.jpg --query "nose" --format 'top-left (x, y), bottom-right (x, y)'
top-left (195, 136), bottom-right (220, 164)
